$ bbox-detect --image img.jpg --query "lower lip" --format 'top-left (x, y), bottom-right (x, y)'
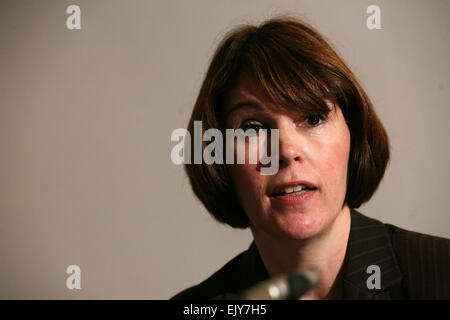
top-left (270, 189), bottom-right (317, 205)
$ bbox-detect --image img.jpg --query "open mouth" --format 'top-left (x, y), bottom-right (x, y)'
top-left (270, 185), bottom-right (317, 197)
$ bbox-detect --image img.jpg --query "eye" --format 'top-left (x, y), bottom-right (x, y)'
top-left (305, 114), bottom-right (325, 127)
top-left (241, 121), bottom-right (263, 133)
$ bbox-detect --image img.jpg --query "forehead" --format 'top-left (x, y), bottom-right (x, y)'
top-left (221, 69), bottom-right (337, 124)
top-left (224, 71), bottom-right (278, 114)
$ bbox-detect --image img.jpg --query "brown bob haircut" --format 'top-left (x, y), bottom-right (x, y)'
top-left (184, 17), bottom-right (390, 228)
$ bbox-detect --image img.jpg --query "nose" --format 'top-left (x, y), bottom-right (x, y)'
top-left (278, 125), bottom-right (303, 167)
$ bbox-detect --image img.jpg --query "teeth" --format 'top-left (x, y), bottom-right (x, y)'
top-left (292, 190), bottom-right (308, 196)
top-left (283, 185), bottom-right (307, 194)
top-left (284, 187), bottom-right (294, 193)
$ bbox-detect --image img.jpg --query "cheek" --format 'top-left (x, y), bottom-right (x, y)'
top-left (228, 164), bottom-right (266, 210)
top-left (318, 128), bottom-right (351, 195)
top-left (226, 139), bottom-right (268, 206)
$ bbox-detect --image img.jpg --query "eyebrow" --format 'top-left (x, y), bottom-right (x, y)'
top-left (224, 101), bottom-right (265, 118)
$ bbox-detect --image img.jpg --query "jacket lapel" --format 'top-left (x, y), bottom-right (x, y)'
top-left (342, 209), bottom-right (403, 299)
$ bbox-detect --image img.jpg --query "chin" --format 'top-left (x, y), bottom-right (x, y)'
top-left (272, 212), bottom-right (329, 240)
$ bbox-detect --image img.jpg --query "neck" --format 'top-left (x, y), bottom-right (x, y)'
top-left (251, 205), bottom-right (351, 300)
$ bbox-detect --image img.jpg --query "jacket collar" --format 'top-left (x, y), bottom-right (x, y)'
top-left (242, 209), bottom-right (403, 299)
top-left (342, 209), bottom-right (403, 299)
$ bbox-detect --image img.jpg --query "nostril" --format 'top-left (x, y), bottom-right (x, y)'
top-left (279, 156), bottom-right (301, 165)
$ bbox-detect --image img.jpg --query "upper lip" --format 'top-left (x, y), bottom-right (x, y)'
top-left (269, 180), bottom-right (317, 196)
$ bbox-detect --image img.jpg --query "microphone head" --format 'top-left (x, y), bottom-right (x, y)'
top-left (286, 266), bottom-right (321, 299)
top-left (240, 266), bottom-right (321, 300)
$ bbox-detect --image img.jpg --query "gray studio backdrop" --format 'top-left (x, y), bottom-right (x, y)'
top-left (0, 0), bottom-right (448, 299)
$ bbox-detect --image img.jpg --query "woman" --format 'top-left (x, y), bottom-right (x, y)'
top-left (171, 17), bottom-right (449, 300)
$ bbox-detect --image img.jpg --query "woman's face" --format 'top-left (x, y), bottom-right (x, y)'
top-left (224, 72), bottom-right (351, 240)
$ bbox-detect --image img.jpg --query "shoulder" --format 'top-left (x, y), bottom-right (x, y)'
top-left (347, 209), bottom-right (449, 299)
top-left (384, 223), bottom-right (450, 299)
top-left (385, 222), bottom-right (449, 265)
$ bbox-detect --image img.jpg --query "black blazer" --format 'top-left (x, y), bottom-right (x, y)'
top-left (171, 209), bottom-right (449, 299)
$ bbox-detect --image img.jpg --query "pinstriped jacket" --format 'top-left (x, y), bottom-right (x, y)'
top-left (171, 209), bottom-right (450, 299)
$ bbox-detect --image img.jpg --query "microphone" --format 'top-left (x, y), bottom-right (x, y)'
top-left (240, 266), bottom-right (321, 300)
